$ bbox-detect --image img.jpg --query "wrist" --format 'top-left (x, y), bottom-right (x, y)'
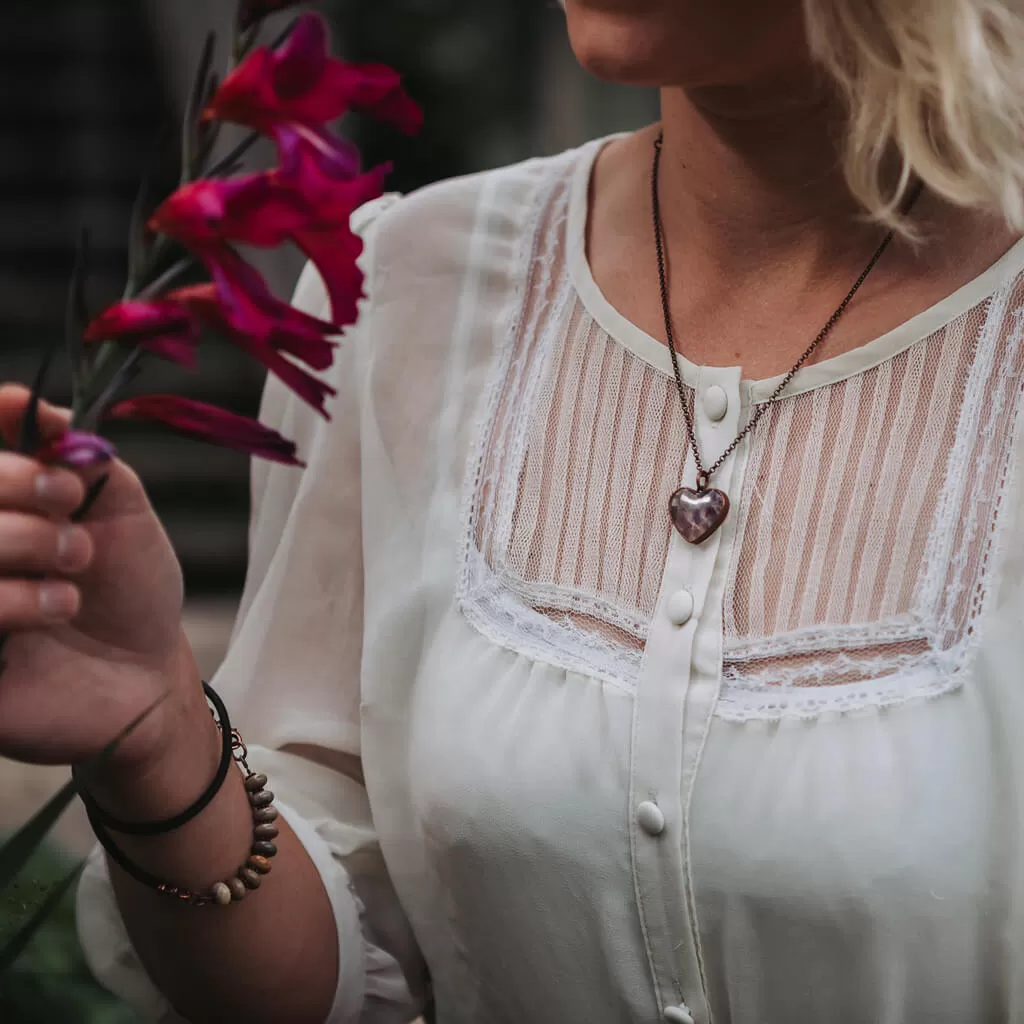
top-left (84, 634), bottom-right (223, 824)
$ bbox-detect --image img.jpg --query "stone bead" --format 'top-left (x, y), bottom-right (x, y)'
top-left (239, 867), bottom-right (262, 890)
top-left (210, 882), bottom-right (233, 906)
top-left (227, 877), bottom-right (248, 902)
top-left (244, 773), bottom-right (268, 793)
top-left (252, 806), bottom-right (278, 824)
top-left (249, 789), bottom-right (275, 808)
top-left (247, 855), bottom-right (273, 875)
top-left (253, 823), bottom-right (279, 840)
top-left (251, 840), bottom-right (278, 858)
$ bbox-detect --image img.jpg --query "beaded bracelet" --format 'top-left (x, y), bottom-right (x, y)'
top-left (80, 686), bottom-right (280, 907)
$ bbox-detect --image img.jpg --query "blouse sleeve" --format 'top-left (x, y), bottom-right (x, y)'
top-left (74, 194), bottom-right (428, 1024)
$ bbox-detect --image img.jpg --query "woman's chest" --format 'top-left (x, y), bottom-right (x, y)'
top-left (357, 184), bottom-right (1024, 1018)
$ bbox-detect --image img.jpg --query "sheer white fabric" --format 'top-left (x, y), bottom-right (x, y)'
top-left (466, 156), bottom-right (1024, 723)
top-left (77, 137), bottom-right (1024, 1023)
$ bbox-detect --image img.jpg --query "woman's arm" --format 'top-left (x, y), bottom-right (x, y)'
top-left (76, 198), bottom-right (422, 1024)
top-left (87, 648), bottom-right (340, 1024)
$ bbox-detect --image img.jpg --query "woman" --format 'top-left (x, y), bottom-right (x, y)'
top-left (1, 0), bottom-right (1023, 1020)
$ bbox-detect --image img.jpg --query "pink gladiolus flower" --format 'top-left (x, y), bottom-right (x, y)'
top-left (203, 250), bottom-right (336, 369)
top-left (210, 12), bottom-right (422, 140)
top-left (150, 162), bottom-right (387, 326)
top-left (85, 299), bottom-right (201, 369)
top-left (149, 173), bottom-right (289, 249)
top-left (171, 277), bottom-right (338, 418)
top-left (36, 430), bottom-right (116, 467)
top-left (272, 158), bottom-right (387, 326)
top-left (106, 395), bottom-right (303, 466)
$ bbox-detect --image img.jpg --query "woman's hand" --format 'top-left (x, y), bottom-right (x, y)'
top-left (0, 384), bottom-right (202, 773)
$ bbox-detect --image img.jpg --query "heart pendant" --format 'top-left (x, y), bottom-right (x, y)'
top-left (669, 486), bottom-right (730, 544)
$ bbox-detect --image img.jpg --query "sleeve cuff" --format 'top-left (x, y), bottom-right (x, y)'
top-left (74, 800), bottom-right (367, 1023)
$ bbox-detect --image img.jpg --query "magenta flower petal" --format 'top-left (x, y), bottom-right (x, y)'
top-left (315, 61), bottom-right (423, 135)
top-left (254, 346), bottom-right (336, 417)
top-left (275, 123), bottom-right (361, 182)
top-left (292, 226), bottom-right (365, 328)
top-left (273, 10), bottom-right (329, 98)
top-left (170, 278), bottom-right (338, 418)
top-left (156, 163), bottom-right (382, 329)
top-left (106, 395), bottom-right (303, 466)
top-left (201, 253), bottom-right (338, 368)
top-left (85, 299), bottom-right (196, 345)
top-left (207, 12), bottom-right (421, 137)
top-left (137, 336), bottom-right (200, 369)
top-left (36, 430), bottom-right (116, 467)
top-left (83, 298), bottom-right (200, 368)
top-left (284, 163), bottom-right (388, 324)
top-left (150, 174), bottom-right (302, 251)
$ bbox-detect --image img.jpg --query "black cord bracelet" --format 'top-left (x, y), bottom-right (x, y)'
top-left (81, 695), bottom-right (282, 908)
top-left (76, 681), bottom-right (234, 837)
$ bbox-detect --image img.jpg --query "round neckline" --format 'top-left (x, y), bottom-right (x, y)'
top-left (567, 134), bottom-right (1024, 403)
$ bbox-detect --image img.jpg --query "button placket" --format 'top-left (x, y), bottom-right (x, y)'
top-left (629, 365), bottom-right (744, 1024)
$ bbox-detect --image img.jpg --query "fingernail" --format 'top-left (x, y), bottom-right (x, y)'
top-left (36, 471), bottom-right (80, 507)
top-left (56, 525), bottom-right (90, 571)
top-left (39, 582), bottom-right (79, 619)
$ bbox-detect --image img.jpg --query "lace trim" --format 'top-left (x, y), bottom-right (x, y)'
top-left (916, 291), bottom-right (1004, 631)
top-left (457, 150), bottom-right (1024, 722)
top-left (715, 652), bottom-right (968, 723)
top-left (721, 647), bottom-right (942, 689)
top-left (462, 547), bottom-right (641, 694)
top-left (719, 285), bottom-right (1023, 720)
top-left (722, 617), bottom-right (928, 661)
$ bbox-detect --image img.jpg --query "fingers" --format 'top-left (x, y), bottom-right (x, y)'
top-left (0, 388), bottom-right (106, 630)
top-left (0, 452), bottom-right (86, 517)
top-left (0, 512), bottom-right (92, 576)
top-left (0, 384), bottom-right (72, 448)
top-left (0, 578), bottom-right (80, 628)
top-left (0, 510), bottom-right (92, 628)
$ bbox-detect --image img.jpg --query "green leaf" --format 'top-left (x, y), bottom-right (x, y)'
top-left (16, 329), bottom-right (63, 455)
top-left (71, 473), bottom-right (109, 524)
top-left (182, 31), bottom-right (216, 183)
top-left (195, 72), bottom-right (223, 174)
top-left (0, 690), bottom-right (169, 893)
top-left (0, 781), bottom-right (80, 894)
top-left (125, 177), bottom-right (151, 294)
top-left (0, 862), bottom-right (84, 974)
top-left (66, 228), bottom-right (91, 411)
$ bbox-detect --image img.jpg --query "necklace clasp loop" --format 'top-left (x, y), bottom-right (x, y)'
top-left (696, 470), bottom-right (710, 493)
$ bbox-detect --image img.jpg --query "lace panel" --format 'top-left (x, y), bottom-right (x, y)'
top-left (719, 281), bottom-right (1024, 719)
top-left (459, 155), bottom-right (1024, 717)
top-left (461, 164), bottom-right (686, 687)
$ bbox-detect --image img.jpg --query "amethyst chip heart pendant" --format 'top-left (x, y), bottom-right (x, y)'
top-left (669, 486), bottom-right (730, 545)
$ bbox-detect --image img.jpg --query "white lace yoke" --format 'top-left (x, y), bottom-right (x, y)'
top-left (461, 150), bottom-right (1024, 722)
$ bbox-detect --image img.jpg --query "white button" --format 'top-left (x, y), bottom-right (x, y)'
top-left (637, 800), bottom-right (665, 836)
top-left (666, 588), bottom-right (694, 626)
top-left (664, 1006), bottom-right (695, 1024)
top-left (703, 384), bottom-right (728, 422)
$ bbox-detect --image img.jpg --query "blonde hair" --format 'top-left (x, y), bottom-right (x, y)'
top-left (804, 0), bottom-right (1024, 235)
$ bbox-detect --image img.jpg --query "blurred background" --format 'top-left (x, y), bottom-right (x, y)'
top-left (0, 0), bottom-right (656, 1018)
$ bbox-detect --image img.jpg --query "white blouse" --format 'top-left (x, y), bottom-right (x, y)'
top-left (76, 135), bottom-right (1024, 1024)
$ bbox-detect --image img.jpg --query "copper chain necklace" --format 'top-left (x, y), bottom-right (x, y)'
top-left (652, 132), bottom-right (922, 544)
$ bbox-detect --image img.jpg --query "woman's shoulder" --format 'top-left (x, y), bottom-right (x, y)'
top-left (362, 140), bottom-right (595, 272)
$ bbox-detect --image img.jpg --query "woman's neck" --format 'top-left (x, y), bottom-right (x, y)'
top-left (586, 77), bottom-right (1017, 377)
top-left (655, 78), bottom-right (877, 283)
